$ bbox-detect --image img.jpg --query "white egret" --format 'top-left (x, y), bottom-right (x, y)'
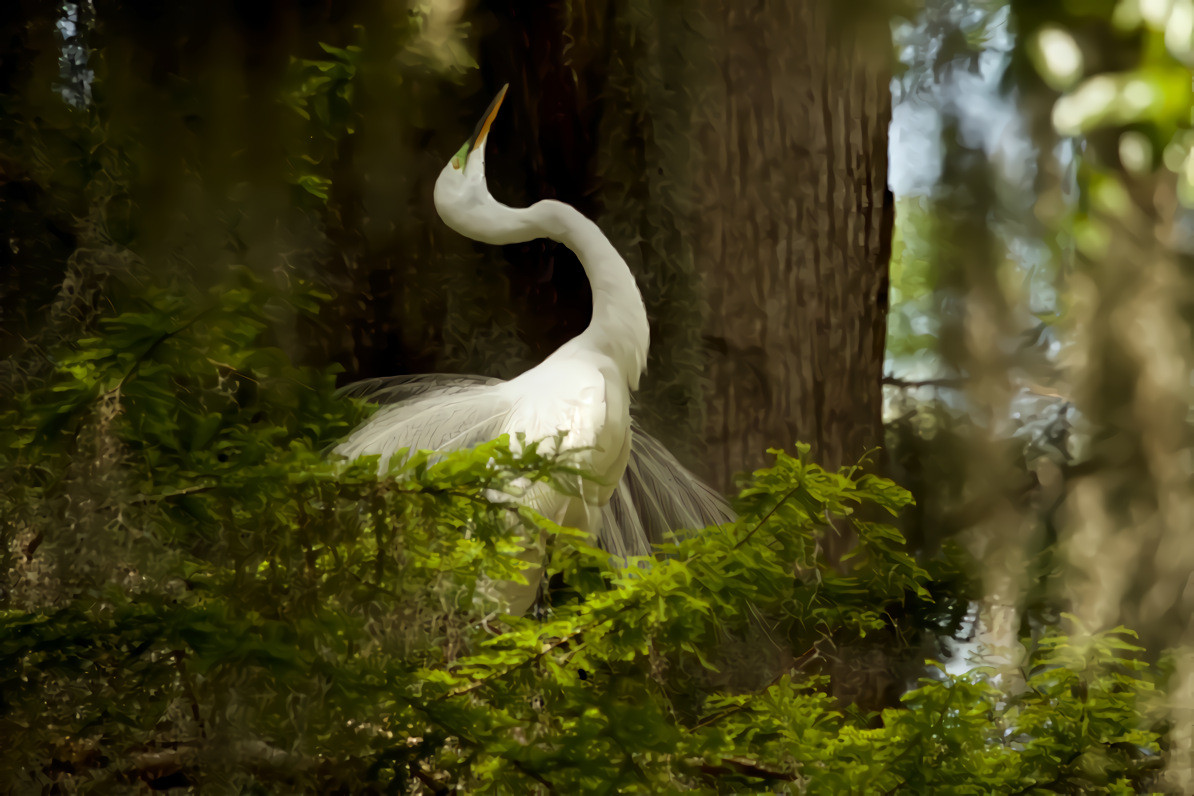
top-left (335, 85), bottom-right (731, 611)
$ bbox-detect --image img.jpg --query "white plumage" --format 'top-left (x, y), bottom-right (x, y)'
top-left (335, 86), bottom-right (731, 611)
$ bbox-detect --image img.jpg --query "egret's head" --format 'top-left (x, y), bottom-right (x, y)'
top-left (433, 84), bottom-right (507, 223)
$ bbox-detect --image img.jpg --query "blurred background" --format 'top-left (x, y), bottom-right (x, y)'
top-left (4, 0), bottom-right (1194, 786)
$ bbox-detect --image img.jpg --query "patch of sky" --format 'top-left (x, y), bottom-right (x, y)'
top-left (56, 2), bottom-right (94, 109)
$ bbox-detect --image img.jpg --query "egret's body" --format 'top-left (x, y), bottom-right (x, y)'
top-left (336, 86), bottom-right (729, 611)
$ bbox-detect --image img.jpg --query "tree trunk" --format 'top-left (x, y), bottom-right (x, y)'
top-left (696, 1), bottom-right (893, 487)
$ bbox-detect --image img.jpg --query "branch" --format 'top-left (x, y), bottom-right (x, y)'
top-left (882, 376), bottom-right (967, 389)
top-left (731, 485), bottom-right (802, 551)
top-left (693, 757), bottom-right (798, 782)
top-left (128, 484), bottom-right (218, 505)
top-left (511, 759), bottom-right (559, 794)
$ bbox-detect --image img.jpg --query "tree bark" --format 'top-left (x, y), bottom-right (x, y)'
top-left (696, 1), bottom-right (893, 487)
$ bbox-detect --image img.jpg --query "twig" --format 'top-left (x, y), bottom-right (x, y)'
top-left (693, 757), bottom-right (798, 782)
top-left (128, 485), bottom-right (218, 505)
top-left (732, 485), bottom-right (802, 551)
top-left (882, 376), bottom-right (967, 389)
top-left (411, 766), bottom-right (448, 794)
top-left (511, 759), bottom-right (559, 794)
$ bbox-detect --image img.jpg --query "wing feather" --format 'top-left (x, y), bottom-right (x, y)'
top-left (334, 378), bottom-right (512, 469)
top-left (338, 374), bottom-right (735, 555)
top-left (339, 373), bottom-right (502, 405)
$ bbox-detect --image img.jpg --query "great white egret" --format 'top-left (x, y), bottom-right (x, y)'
top-left (335, 85), bottom-right (731, 612)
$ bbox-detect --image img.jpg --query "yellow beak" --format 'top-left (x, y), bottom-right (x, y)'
top-left (469, 83), bottom-right (509, 154)
top-left (451, 84), bottom-right (509, 171)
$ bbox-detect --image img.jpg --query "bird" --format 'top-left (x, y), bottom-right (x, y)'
top-left (335, 85), bottom-right (731, 612)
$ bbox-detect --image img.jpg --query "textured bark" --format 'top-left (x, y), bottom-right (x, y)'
top-left (582, 0), bottom-right (708, 464)
top-left (696, 1), bottom-right (893, 487)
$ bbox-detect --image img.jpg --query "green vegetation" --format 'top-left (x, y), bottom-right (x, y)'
top-left (0, 281), bottom-right (1167, 790)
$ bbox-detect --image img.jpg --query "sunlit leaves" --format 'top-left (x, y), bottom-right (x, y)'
top-left (1052, 67), bottom-right (1194, 137)
top-left (887, 196), bottom-right (946, 365)
top-left (1024, 0), bottom-right (1194, 204)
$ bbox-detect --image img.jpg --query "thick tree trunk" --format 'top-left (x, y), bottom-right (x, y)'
top-left (696, 1), bottom-right (893, 487)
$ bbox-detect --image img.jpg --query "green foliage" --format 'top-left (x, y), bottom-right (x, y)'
top-left (283, 38), bottom-right (364, 202)
top-left (0, 280), bottom-right (1167, 790)
top-left (887, 196), bottom-right (945, 363)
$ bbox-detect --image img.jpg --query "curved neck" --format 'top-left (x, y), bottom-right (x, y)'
top-left (468, 197), bottom-right (650, 389)
top-left (537, 200), bottom-right (649, 380)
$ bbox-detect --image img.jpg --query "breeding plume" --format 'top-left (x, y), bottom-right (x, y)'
top-left (336, 86), bottom-right (730, 611)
